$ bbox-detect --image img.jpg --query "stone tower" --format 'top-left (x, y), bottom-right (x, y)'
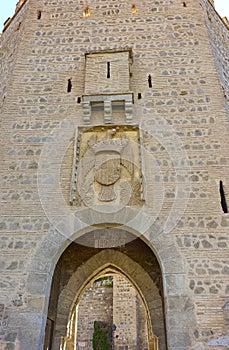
top-left (0, 1), bottom-right (229, 350)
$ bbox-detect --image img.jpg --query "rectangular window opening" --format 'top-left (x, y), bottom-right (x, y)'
top-left (67, 79), bottom-right (72, 93)
top-left (132, 5), bottom-right (137, 14)
top-left (91, 102), bottom-right (104, 111)
top-left (220, 180), bottom-right (228, 213)
top-left (37, 10), bottom-right (42, 19)
top-left (148, 74), bottom-right (152, 88)
top-left (107, 62), bottom-right (111, 79)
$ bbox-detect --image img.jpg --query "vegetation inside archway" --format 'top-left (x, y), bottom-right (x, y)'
top-left (43, 232), bottom-right (165, 350)
top-left (93, 321), bottom-right (110, 350)
top-left (70, 273), bottom-right (150, 350)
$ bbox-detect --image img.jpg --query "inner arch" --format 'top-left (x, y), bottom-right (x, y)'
top-left (44, 230), bottom-right (167, 350)
top-left (67, 271), bottom-right (156, 350)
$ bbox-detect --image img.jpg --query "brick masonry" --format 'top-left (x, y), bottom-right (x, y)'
top-left (0, 0), bottom-right (229, 349)
top-left (73, 275), bottom-right (148, 350)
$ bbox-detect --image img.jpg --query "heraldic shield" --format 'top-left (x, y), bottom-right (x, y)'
top-left (70, 125), bottom-right (143, 207)
top-left (94, 151), bottom-right (122, 201)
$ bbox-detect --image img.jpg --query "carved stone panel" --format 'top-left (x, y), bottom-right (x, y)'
top-left (70, 125), bottom-right (143, 207)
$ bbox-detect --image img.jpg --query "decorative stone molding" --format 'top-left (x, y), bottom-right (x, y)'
top-left (82, 93), bottom-right (134, 124)
top-left (104, 100), bottom-right (112, 123)
top-left (82, 101), bottom-right (91, 124)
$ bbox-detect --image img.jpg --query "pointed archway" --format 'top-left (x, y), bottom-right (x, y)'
top-left (18, 225), bottom-right (197, 350)
top-left (62, 272), bottom-right (157, 350)
top-left (40, 227), bottom-right (196, 350)
top-left (48, 245), bottom-right (165, 349)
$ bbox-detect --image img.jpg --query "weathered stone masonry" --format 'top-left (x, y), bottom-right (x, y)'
top-left (0, 0), bottom-right (229, 349)
top-left (74, 275), bottom-right (148, 350)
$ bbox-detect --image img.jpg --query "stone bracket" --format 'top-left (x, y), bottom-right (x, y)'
top-left (104, 100), bottom-right (112, 123)
top-left (82, 101), bottom-right (92, 125)
top-left (82, 93), bottom-right (134, 124)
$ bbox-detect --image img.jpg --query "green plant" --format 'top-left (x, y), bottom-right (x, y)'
top-left (94, 276), bottom-right (113, 287)
top-left (93, 321), bottom-right (110, 350)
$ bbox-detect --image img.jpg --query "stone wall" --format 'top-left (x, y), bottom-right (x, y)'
top-left (0, 1), bottom-right (28, 114)
top-left (76, 279), bottom-right (113, 350)
top-left (0, 0), bottom-right (228, 349)
top-left (113, 275), bottom-right (148, 350)
top-left (74, 275), bottom-right (148, 350)
top-left (202, 0), bottom-right (229, 116)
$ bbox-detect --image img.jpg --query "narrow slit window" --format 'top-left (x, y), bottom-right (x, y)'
top-left (138, 93), bottom-right (142, 100)
top-left (220, 180), bottom-right (228, 213)
top-left (37, 10), bottom-right (42, 20)
top-left (107, 62), bottom-right (111, 79)
top-left (77, 97), bottom-right (81, 104)
top-left (148, 74), bottom-right (152, 88)
top-left (132, 5), bottom-right (137, 14)
top-left (67, 79), bottom-right (72, 93)
top-left (207, 11), bottom-right (212, 22)
top-left (83, 7), bottom-right (90, 17)
top-left (183, 2), bottom-right (187, 7)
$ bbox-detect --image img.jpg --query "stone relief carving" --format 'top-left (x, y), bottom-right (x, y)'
top-left (70, 125), bottom-right (143, 207)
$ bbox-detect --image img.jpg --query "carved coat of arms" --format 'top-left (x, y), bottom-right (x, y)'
top-left (70, 126), bottom-right (142, 207)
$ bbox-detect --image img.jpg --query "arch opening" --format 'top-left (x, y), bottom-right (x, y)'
top-left (63, 271), bottom-right (157, 350)
top-left (43, 229), bottom-right (167, 350)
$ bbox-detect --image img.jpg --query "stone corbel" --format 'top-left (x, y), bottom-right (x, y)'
top-left (125, 100), bottom-right (133, 123)
top-left (83, 101), bottom-right (91, 124)
top-left (104, 100), bottom-right (112, 123)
